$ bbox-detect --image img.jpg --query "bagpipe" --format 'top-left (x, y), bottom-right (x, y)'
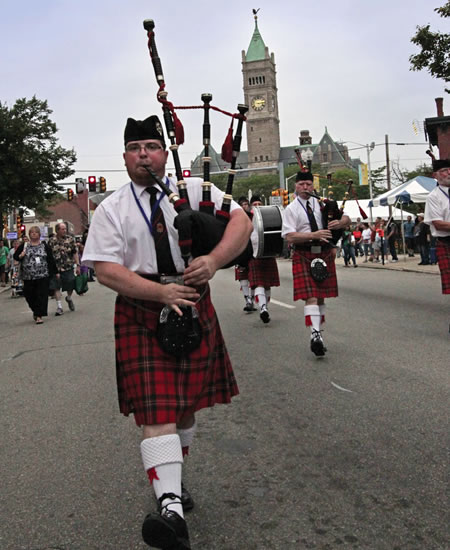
top-left (143, 19), bottom-right (252, 268)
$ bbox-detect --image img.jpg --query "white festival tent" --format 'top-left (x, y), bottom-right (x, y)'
top-left (337, 199), bottom-right (408, 222)
top-left (368, 176), bottom-right (437, 207)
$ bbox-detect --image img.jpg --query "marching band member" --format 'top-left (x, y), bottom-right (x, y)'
top-left (281, 171), bottom-right (350, 356)
top-left (83, 114), bottom-right (252, 550)
top-left (248, 195), bottom-right (280, 324)
top-left (235, 196), bottom-right (256, 312)
top-left (424, 158), bottom-right (450, 327)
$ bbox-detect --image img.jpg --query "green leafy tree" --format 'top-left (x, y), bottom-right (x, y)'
top-left (409, 1), bottom-right (450, 93)
top-left (0, 96), bottom-right (76, 218)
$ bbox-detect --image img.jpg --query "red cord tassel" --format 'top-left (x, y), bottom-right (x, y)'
top-left (173, 112), bottom-right (184, 145)
top-left (221, 122), bottom-right (234, 163)
top-left (305, 315), bottom-right (312, 326)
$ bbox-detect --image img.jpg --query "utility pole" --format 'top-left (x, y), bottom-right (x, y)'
top-left (385, 134), bottom-right (392, 217)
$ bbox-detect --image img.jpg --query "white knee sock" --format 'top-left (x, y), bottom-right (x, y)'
top-left (240, 280), bottom-right (250, 300)
top-left (304, 304), bottom-right (321, 334)
top-left (255, 286), bottom-right (267, 310)
top-left (140, 434), bottom-right (184, 517)
top-left (177, 420), bottom-right (197, 458)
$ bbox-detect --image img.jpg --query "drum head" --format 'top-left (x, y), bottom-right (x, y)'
top-left (251, 205), bottom-right (284, 258)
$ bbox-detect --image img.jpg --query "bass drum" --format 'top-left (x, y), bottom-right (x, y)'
top-left (251, 205), bottom-right (284, 258)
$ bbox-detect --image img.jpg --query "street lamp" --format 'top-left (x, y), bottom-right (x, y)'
top-left (284, 173), bottom-right (297, 192)
top-left (301, 148), bottom-right (314, 172)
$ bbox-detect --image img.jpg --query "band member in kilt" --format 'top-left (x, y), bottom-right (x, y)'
top-left (82, 115), bottom-right (252, 550)
top-left (281, 171), bottom-right (350, 356)
top-left (424, 158), bottom-right (450, 318)
top-left (235, 196), bottom-right (256, 312)
top-left (248, 195), bottom-right (280, 324)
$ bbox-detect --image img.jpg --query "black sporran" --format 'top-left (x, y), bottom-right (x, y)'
top-left (310, 258), bottom-right (329, 282)
top-left (156, 305), bottom-right (202, 357)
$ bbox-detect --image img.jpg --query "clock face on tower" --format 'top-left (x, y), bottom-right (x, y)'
top-left (251, 96), bottom-right (266, 111)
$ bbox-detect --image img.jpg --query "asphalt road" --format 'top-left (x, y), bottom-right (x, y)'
top-left (0, 262), bottom-right (448, 550)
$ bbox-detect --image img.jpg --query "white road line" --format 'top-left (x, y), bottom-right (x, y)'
top-left (270, 299), bottom-right (296, 309)
top-left (331, 381), bottom-right (354, 393)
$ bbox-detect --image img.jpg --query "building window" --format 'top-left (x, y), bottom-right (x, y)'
top-left (259, 137), bottom-right (262, 143)
top-left (323, 153), bottom-right (327, 162)
top-left (260, 155), bottom-right (263, 161)
top-left (249, 78), bottom-right (252, 86)
top-left (250, 126), bottom-right (253, 132)
top-left (265, 155), bottom-right (269, 161)
top-left (255, 156), bottom-right (258, 162)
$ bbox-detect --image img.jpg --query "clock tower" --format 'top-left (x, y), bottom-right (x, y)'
top-left (242, 11), bottom-right (280, 169)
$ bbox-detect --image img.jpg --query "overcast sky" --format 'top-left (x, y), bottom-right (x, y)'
top-left (1, 0), bottom-right (447, 191)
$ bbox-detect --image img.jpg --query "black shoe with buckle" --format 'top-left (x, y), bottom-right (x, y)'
top-left (157, 483), bottom-right (194, 513)
top-left (310, 329), bottom-right (326, 356)
top-left (142, 493), bottom-right (191, 549)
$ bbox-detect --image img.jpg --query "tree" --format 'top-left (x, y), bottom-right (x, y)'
top-left (409, 2), bottom-right (450, 93)
top-left (0, 96), bottom-right (77, 216)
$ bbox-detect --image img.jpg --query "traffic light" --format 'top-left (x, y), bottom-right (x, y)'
top-left (19, 224), bottom-right (26, 238)
top-left (67, 189), bottom-right (74, 201)
top-left (281, 189), bottom-right (289, 206)
top-left (327, 172), bottom-right (333, 183)
top-left (16, 214), bottom-right (22, 229)
top-left (99, 176), bottom-right (106, 193)
top-left (271, 189), bottom-right (280, 196)
top-left (182, 169), bottom-right (191, 178)
top-left (88, 176), bottom-right (97, 192)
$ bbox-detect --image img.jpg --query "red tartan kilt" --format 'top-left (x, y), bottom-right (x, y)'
top-left (248, 257), bottom-right (280, 288)
top-left (292, 249), bottom-right (338, 301)
top-left (114, 285), bottom-right (238, 426)
top-left (235, 265), bottom-right (249, 281)
top-left (437, 241), bottom-right (450, 294)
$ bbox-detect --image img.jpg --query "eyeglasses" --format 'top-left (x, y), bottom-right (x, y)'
top-left (125, 142), bottom-right (164, 154)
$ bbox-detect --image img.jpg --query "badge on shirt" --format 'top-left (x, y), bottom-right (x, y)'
top-left (156, 223), bottom-right (164, 233)
top-left (35, 257), bottom-right (41, 265)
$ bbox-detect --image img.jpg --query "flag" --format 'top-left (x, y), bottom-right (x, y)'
top-left (359, 163), bottom-right (368, 186)
top-left (313, 174), bottom-right (320, 191)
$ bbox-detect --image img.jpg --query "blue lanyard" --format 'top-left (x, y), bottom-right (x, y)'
top-left (438, 186), bottom-right (450, 204)
top-left (131, 181), bottom-right (166, 236)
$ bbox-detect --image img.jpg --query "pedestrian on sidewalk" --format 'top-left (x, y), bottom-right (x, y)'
top-left (342, 226), bottom-right (357, 267)
top-left (386, 220), bottom-right (399, 262)
top-left (415, 214), bottom-right (431, 265)
top-left (48, 222), bottom-right (80, 315)
top-left (13, 226), bottom-right (57, 324)
top-left (403, 215), bottom-right (416, 257)
top-left (0, 239), bottom-right (10, 287)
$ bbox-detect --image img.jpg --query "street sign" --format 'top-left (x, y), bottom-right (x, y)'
top-left (7, 232), bottom-right (18, 239)
top-left (270, 196), bottom-right (282, 206)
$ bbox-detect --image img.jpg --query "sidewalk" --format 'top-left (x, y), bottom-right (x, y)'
top-left (335, 254), bottom-right (439, 275)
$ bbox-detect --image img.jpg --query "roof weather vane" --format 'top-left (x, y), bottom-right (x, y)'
top-left (252, 8), bottom-right (260, 16)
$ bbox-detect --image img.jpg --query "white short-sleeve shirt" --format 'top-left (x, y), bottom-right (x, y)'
top-left (281, 196), bottom-right (324, 237)
top-left (82, 176), bottom-right (241, 274)
top-left (424, 185), bottom-right (450, 237)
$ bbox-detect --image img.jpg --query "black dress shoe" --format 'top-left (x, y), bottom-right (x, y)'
top-left (310, 330), bottom-right (326, 357)
top-left (260, 309), bottom-right (270, 323)
top-left (142, 509), bottom-right (191, 550)
top-left (157, 483), bottom-right (194, 513)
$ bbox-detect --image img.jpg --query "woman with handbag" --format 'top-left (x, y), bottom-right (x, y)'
top-left (14, 226), bottom-right (57, 324)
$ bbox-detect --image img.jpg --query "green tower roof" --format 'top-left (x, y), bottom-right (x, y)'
top-left (245, 17), bottom-right (266, 62)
